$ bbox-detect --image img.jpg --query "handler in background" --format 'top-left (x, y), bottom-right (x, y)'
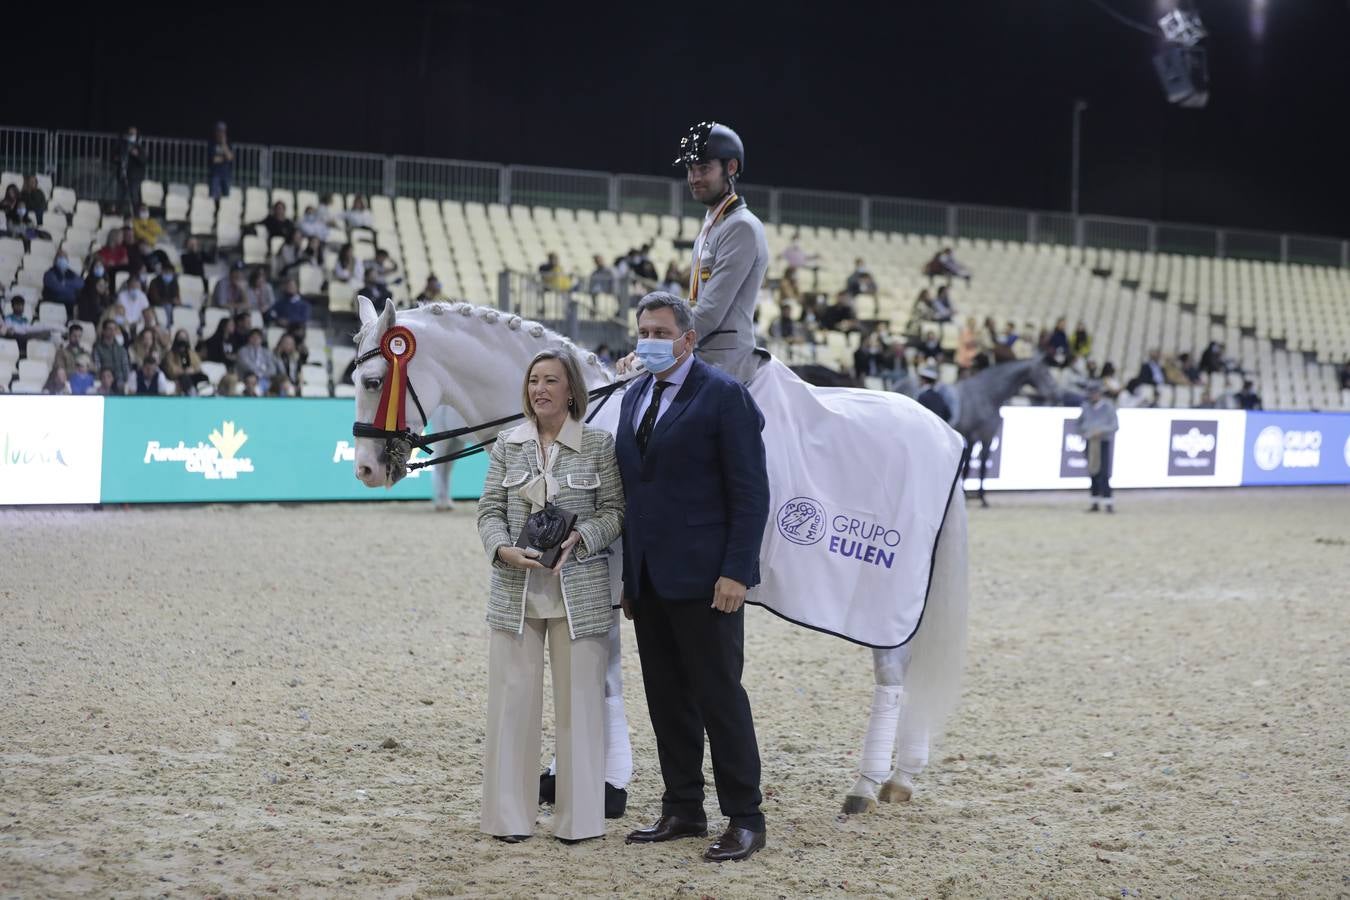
top-left (1074, 379), bottom-right (1118, 513)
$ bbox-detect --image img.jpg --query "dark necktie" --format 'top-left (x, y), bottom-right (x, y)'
top-left (636, 381), bottom-right (673, 457)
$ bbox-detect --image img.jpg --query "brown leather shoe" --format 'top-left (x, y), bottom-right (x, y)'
top-left (625, 814), bottom-right (708, 844)
top-left (703, 826), bottom-right (766, 862)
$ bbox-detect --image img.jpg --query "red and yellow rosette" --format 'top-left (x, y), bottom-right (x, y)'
top-left (372, 326), bottom-right (417, 433)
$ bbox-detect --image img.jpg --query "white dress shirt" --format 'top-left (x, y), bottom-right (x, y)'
top-left (630, 351), bottom-right (695, 433)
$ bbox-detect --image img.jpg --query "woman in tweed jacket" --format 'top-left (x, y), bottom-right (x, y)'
top-left (476, 347), bottom-right (624, 844)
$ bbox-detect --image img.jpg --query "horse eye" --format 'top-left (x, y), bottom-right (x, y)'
top-left (363, 377), bottom-right (382, 391)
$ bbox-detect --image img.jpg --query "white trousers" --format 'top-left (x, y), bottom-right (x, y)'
top-left (482, 618), bottom-right (607, 840)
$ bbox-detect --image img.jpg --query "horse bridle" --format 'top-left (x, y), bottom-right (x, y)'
top-left (349, 327), bottom-right (628, 477)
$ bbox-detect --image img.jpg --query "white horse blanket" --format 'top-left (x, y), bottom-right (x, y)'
top-left (588, 357), bottom-right (967, 648)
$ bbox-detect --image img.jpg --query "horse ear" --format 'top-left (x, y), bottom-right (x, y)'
top-left (378, 299), bottom-right (397, 333)
top-left (357, 295), bottom-right (377, 328)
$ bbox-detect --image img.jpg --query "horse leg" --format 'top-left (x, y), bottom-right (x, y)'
top-left (842, 648), bottom-right (907, 814)
top-left (977, 435), bottom-right (989, 508)
top-left (432, 455), bottom-right (454, 510)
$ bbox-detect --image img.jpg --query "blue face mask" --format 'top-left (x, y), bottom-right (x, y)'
top-left (162, 273), bottom-right (174, 283)
top-left (56, 257), bottom-right (70, 272)
top-left (93, 265), bottom-right (106, 278)
top-left (635, 332), bottom-right (688, 374)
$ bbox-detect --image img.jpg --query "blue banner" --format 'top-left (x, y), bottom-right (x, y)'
top-left (1241, 411), bottom-right (1350, 486)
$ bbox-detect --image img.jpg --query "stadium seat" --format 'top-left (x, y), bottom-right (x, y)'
top-left (35, 301), bottom-right (68, 325)
top-left (171, 306), bottom-right (200, 334)
top-left (296, 263), bottom-right (324, 297)
top-left (17, 358), bottom-right (49, 380)
top-left (179, 277), bottom-right (205, 308)
top-left (141, 181), bottom-right (165, 208)
top-left (243, 235), bottom-right (268, 265)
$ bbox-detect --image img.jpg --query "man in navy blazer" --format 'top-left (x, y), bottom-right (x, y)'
top-left (617, 292), bottom-right (771, 862)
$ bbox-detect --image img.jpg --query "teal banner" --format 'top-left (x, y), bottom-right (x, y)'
top-left (99, 397), bottom-right (487, 503)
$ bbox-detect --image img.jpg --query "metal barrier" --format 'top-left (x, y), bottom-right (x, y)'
top-left (6, 123), bottom-right (1348, 268)
top-left (495, 269), bottom-right (630, 349)
top-left (393, 156), bottom-right (501, 205)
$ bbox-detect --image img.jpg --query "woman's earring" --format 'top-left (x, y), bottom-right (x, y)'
top-left (568, 396), bottom-right (575, 410)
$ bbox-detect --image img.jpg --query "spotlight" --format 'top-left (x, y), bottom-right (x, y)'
top-left (1158, 8), bottom-right (1207, 46)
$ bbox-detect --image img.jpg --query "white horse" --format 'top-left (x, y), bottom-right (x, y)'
top-left (351, 297), bottom-right (970, 814)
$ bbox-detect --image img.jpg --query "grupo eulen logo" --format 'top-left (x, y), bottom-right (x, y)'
top-left (1167, 419), bottom-right (1219, 476)
top-left (143, 421), bottom-right (255, 480)
top-left (1253, 426), bottom-right (1285, 471)
top-left (1059, 417), bottom-right (1088, 478)
top-left (777, 496), bottom-right (826, 545)
top-left (1344, 434), bottom-right (1350, 470)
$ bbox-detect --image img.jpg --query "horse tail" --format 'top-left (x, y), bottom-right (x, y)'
top-left (903, 475), bottom-right (969, 749)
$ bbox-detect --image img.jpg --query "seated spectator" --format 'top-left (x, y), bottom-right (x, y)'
top-left (266, 277), bottom-right (311, 328)
top-left (260, 201), bottom-right (295, 243)
top-left (72, 273), bottom-right (108, 327)
top-left (208, 121), bottom-right (234, 200)
top-left (923, 246), bottom-right (972, 283)
top-left (930, 285), bottom-right (955, 322)
top-left (69, 359), bottom-right (95, 395)
top-left (358, 265), bottom-right (392, 305)
top-left (180, 236), bottom-right (207, 278)
top-left (132, 205), bottom-right (164, 246)
top-left (587, 255), bottom-right (616, 294)
top-left (137, 239), bottom-right (172, 274)
top-left (201, 317), bottom-right (239, 367)
top-left (240, 372), bottom-right (263, 397)
top-left (770, 301), bottom-right (798, 343)
top-left (845, 258), bottom-right (877, 297)
top-left (0, 185), bottom-right (19, 222)
top-left (91, 319), bottom-right (131, 390)
top-left (148, 266), bottom-right (181, 308)
top-left (370, 248), bottom-right (401, 287)
top-left (5, 296), bottom-right (29, 329)
top-left (345, 194), bottom-right (374, 230)
top-left (1178, 352), bottom-right (1201, 384)
top-left (1069, 320), bottom-right (1092, 361)
top-left (55, 323), bottom-right (91, 375)
top-left (164, 329), bottom-right (208, 395)
top-left (1235, 380), bottom-right (1263, 410)
top-left (853, 333), bottom-right (894, 381)
top-left (274, 332), bottom-right (303, 387)
top-left (1126, 349), bottom-right (1166, 396)
top-left (236, 328), bottom-right (281, 390)
top-left (318, 192), bottom-right (343, 225)
top-left (302, 236), bottom-right (326, 269)
top-left (127, 353), bottom-right (171, 395)
top-left (122, 226), bottom-right (144, 271)
top-left (332, 244), bottom-right (364, 286)
top-left (1339, 358), bottom-right (1350, 391)
top-left (298, 206), bottom-right (329, 241)
top-left (211, 262), bottom-right (248, 310)
top-left (911, 328), bottom-right (943, 362)
top-left (779, 231), bottom-right (819, 271)
top-left (660, 261), bottom-right (684, 295)
top-left (538, 251), bottom-right (569, 291)
top-left (215, 372), bottom-right (240, 396)
top-left (243, 267), bottom-right (275, 314)
top-left (42, 365), bottom-right (71, 395)
top-left (129, 326), bottom-right (164, 367)
top-left (96, 230), bottom-right (131, 273)
top-left (267, 374), bottom-right (297, 397)
top-left (43, 251), bottom-right (85, 318)
top-left (274, 229), bottom-right (308, 277)
top-left (631, 244), bottom-right (659, 282)
top-left (117, 268), bottom-right (151, 326)
top-left (19, 175), bottom-right (47, 226)
top-left (955, 316), bottom-right (982, 371)
top-left (1099, 362), bottom-right (1122, 400)
top-left (92, 366), bottom-right (119, 395)
top-left (1046, 317), bottom-right (1070, 367)
top-left (1199, 340), bottom-right (1228, 376)
top-left (415, 275), bottom-right (447, 304)
top-left (777, 266), bottom-right (801, 303)
top-left (818, 290), bottom-right (858, 333)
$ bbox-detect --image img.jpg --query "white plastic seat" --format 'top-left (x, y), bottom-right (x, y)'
top-left (140, 180), bottom-right (165, 208)
top-left (35, 301), bottom-right (68, 325)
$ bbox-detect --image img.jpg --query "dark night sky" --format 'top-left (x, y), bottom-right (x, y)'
top-left (10, 0), bottom-right (1349, 237)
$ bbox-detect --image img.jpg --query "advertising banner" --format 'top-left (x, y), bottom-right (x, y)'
top-left (100, 397), bottom-right (486, 503)
top-left (0, 396), bottom-right (104, 505)
top-left (1241, 411), bottom-right (1350, 486)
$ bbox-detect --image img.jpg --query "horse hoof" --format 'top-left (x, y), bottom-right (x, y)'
top-left (879, 779), bottom-right (913, 803)
top-left (841, 794), bottom-right (877, 815)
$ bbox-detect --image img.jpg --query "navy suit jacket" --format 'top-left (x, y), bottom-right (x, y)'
top-left (616, 358), bottom-right (770, 601)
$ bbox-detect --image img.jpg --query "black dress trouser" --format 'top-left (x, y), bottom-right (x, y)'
top-left (633, 567), bottom-right (765, 832)
top-left (1091, 439), bottom-right (1114, 499)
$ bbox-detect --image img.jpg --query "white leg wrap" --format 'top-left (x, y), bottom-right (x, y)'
top-left (860, 685), bottom-right (904, 784)
top-left (893, 701), bottom-right (929, 777)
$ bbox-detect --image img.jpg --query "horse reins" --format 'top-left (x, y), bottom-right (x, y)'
top-left (349, 326), bottom-right (630, 473)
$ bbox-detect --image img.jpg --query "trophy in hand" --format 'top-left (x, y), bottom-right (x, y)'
top-left (515, 503), bottom-right (578, 570)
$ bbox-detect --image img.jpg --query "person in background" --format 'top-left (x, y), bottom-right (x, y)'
top-left (845, 257), bottom-right (877, 299)
top-left (116, 267), bottom-right (151, 327)
top-left (68, 359), bottom-right (95, 395)
top-left (236, 328), bottom-right (280, 391)
top-left (19, 175), bottom-right (47, 226)
top-left (128, 325), bottom-right (164, 367)
top-left (345, 194), bottom-right (374, 231)
top-left (260, 201), bottom-right (295, 243)
top-left (274, 332), bottom-right (304, 389)
top-left (359, 265), bottom-right (392, 305)
top-left (1074, 379), bottom-right (1118, 513)
top-left (43, 251), bottom-right (85, 319)
top-left (1235, 379), bottom-right (1263, 410)
top-left (54, 323), bottom-right (91, 375)
top-left (96, 230), bottom-right (130, 273)
top-left (201, 316), bottom-right (239, 368)
top-left (930, 285), bottom-right (955, 323)
top-left (298, 206), bottom-right (329, 241)
top-left (132, 204), bottom-right (164, 246)
top-left (92, 319), bottom-right (131, 390)
top-left (240, 371), bottom-right (262, 397)
top-left (274, 229), bottom-right (308, 278)
top-left (915, 365), bottom-right (953, 424)
top-left (332, 244), bottom-right (364, 287)
top-left (370, 248), bottom-right (402, 288)
top-left (955, 316), bottom-right (981, 373)
top-left (94, 366), bottom-right (119, 396)
top-left (588, 255), bottom-right (617, 294)
top-left (211, 262), bottom-right (248, 310)
top-left (923, 246), bottom-right (972, 283)
top-left (1339, 358), bottom-right (1350, 392)
top-left (1046, 317), bottom-right (1070, 367)
top-left (126, 353), bottom-right (171, 395)
top-left (659, 261), bottom-right (684, 295)
top-left (164, 328), bottom-right (208, 395)
top-left (1199, 340), bottom-right (1227, 376)
top-left (1069, 321), bottom-right (1091, 362)
top-left (416, 274), bottom-right (447, 304)
top-left (266, 277), bottom-right (311, 329)
top-left (41, 364), bottom-right (72, 395)
top-left (180, 236), bottom-right (207, 279)
top-left (594, 343), bottom-right (613, 367)
top-left (116, 126), bottom-right (147, 217)
top-left (208, 122), bottom-right (234, 200)
top-left (318, 192), bottom-right (343, 225)
top-left (1126, 349), bottom-right (1166, 398)
top-left (76, 274), bottom-right (111, 325)
top-left (5, 296), bottom-right (30, 354)
top-left (148, 265), bottom-right (181, 309)
top-left (243, 267), bottom-right (275, 314)
top-left (0, 185), bottom-right (18, 222)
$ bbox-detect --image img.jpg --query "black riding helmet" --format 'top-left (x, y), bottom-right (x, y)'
top-left (674, 121), bottom-right (745, 179)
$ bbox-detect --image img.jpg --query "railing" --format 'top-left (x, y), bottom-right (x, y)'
top-left (3, 124), bottom-right (1347, 268)
top-left (495, 269), bottom-right (631, 349)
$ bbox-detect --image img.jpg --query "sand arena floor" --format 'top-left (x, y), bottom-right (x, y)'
top-left (1, 487), bottom-right (1347, 898)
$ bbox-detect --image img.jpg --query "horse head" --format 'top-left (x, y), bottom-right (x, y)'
top-left (1026, 358), bottom-right (1063, 405)
top-left (351, 296), bottom-right (446, 488)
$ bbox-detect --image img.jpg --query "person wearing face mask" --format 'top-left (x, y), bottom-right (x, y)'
top-left (77, 271), bottom-right (111, 324)
top-left (148, 265), bottom-right (181, 308)
top-left (616, 292), bottom-right (771, 863)
top-left (116, 266), bottom-right (151, 326)
top-left (43, 252), bottom-right (85, 319)
top-left (55, 323), bottom-right (91, 376)
top-left (116, 126), bottom-right (147, 217)
top-left (163, 328), bottom-right (207, 395)
top-left (0, 185), bottom-right (19, 222)
top-left (617, 123), bottom-right (768, 387)
top-left (92, 319), bottom-right (131, 390)
top-left (18, 175), bottom-right (47, 227)
top-left (132, 206), bottom-right (164, 246)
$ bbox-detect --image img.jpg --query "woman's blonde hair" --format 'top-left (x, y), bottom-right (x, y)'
top-left (522, 347), bottom-right (587, 422)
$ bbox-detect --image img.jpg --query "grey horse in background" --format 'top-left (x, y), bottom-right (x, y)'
top-left (894, 358), bottom-right (1062, 507)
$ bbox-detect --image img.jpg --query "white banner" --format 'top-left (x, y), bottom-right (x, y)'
top-left (0, 396), bottom-right (105, 505)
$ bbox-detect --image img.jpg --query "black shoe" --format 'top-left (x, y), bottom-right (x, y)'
top-left (704, 826), bottom-right (766, 862)
top-left (557, 834), bottom-right (601, 845)
top-left (625, 814), bottom-right (708, 844)
top-left (604, 783), bottom-right (628, 819)
top-left (493, 834), bottom-right (530, 844)
top-left (539, 771), bottom-right (555, 805)
top-left (1086, 503), bottom-right (1099, 512)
